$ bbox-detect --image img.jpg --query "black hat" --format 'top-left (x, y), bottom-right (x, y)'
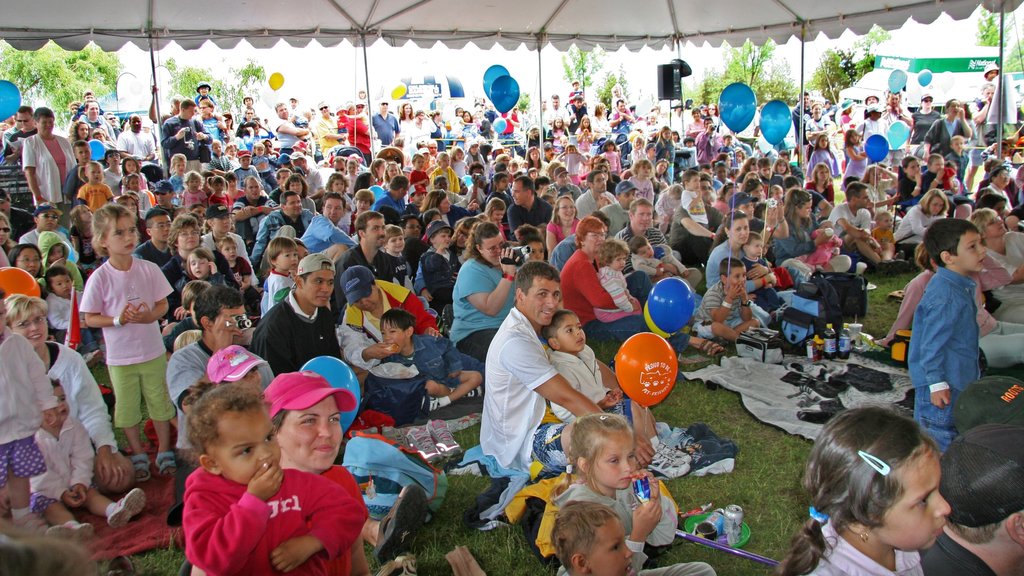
top-left (196, 81), bottom-right (212, 92)
top-left (941, 424), bottom-right (1024, 528)
top-left (425, 219), bottom-right (453, 239)
top-left (954, 376), bottom-right (1024, 432)
top-left (205, 205), bottom-right (230, 219)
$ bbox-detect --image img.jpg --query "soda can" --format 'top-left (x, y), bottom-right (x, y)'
top-left (724, 504), bottom-right (744, 546)
top-left (632, 477), bottom-right (650, 503)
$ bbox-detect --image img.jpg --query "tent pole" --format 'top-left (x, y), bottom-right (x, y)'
top-left (361, 34), bottom-right (375, 158)
top-left (798, 23), bottom-right (806, 167)
top-left (148, 33), bottom-right (164, 165)
top-left (537, 35), bottom-right (544, 148)
top-left (997, 3), bottom-right (1006, 158)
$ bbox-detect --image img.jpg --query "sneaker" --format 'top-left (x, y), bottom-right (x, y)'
top-left (426, 419), bottom-right (462, 458)
top-left (876, 259), bottom-right (914, 276)
top-left (83, 349), bottom-right (104, 367)
top-left (374, 554), bottom-right (417, 576)
top-left (647, 442), bottom-right (692, 479)
top-left (405, 426), bottom-right (442, 464)
top-left (13, 513), bottom-right (47, 534)
top-left (855, 262), bottom-right (868, 275)
top-left (45, 520), bottom-right (94, 540)
top-left (107, 487), bottom-right (146, 528)
top-left (374, 485), bottom-right (428, 562)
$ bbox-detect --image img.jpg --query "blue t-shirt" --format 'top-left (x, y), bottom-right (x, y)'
top-left (450, 258), bottom-right (515, 344)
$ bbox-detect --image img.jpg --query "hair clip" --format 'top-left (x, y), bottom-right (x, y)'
top-left (808, 506), bottom-right (829, 524)
top-left (565, 464), bottom-right (573, 474)
top-left (598, 415), bottom-right (609, 421)
top-left (857, 450), bottom-right (891, 476)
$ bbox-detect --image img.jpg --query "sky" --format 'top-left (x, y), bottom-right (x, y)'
top-left (110, 5), bottom-right (1016, 116)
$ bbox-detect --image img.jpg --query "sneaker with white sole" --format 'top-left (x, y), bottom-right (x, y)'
top-left (427, 419), bottom-right (462, 459)
top-left (375, 554), bottom-right (417, 576)
top-left (45, 520), bottom-right (94, 540)
top-left (405, 426), bottom-right (442, 464)
top-left (374, 484), bottom-right (428, 562)
top-left (107, 487), bottom-right (146, 528)
top-left (647, 442), bottom-right (693, 479)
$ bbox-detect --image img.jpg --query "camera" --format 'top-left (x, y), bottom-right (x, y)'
top-left (766, 198), bottom-right (779, 209)
top-left (232, 314), bottom-right (253, 331)
top-left (500, 244), bottom-right (531, 267)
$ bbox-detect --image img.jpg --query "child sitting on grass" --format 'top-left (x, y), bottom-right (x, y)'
top-left (740, 231), bottom-right (784, 312)
top-left (31, 380), bottom-right (146, 537)
top-left (693, 257), bottom-right (760, 342)
top-left (182, 380), bottom-right (365, 574)
top-left (379, 308), bottom-right (483, 411)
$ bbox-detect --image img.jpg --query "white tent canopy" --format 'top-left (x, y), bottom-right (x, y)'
top-left (0, 0), bottom-right (994, 52)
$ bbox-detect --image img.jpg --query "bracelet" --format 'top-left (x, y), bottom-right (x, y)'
top-left (112, 315), bottom-right (122, 327)
top-left (503, 274), bottom-right (515, 282)
top-left (721, 301), bottom-right (732, 309)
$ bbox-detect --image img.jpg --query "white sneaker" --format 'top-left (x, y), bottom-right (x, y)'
top-left (107, 487), bottom-right (146, 528)
top-left (855, 262), bottom-right (868, 275)
top-left (405, 426), bottom-right (442, 464)
top-left (45, 520), bottom-right (94, 540)
top-left (647, 442), bottom-right (692, 479)
top-left (427, 419), bottom-right (462, 458)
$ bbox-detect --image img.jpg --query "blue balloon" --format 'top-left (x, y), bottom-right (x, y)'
top-left (886, 120), bottom-right (910, 150)
top-left (482, 65), bottom-right (510, 98)
top-left (301, 356), bottom-right (361, 433)
top-left (917, 69), bottom-right (933, 88)
top-left (493, 117), bottom-right (507, 133)
top-left (88, 140), bottom-right (106, 161)
top-left (0, 81), bottom-right (21, 120)
top-left (718, 82), bottom-right (757, 133)
top-left (369, 185), bottom-right (387, 201)
top-left (759, 99), bottom-right (791, 145)
top-left (489, 75), bottom-right (520, 114)
top-left (864, 134), bottom-right (890, 162)
top-left (888, 69), bottom-right (908, 93)
top-left (646, 277), bottom-right (695, 333)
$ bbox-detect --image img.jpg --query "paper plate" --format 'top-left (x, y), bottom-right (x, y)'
top-left (683, 513), bottom-right (751, 549)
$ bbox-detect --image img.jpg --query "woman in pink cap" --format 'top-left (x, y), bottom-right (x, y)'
top-left (266, 370), bottom-right (429, 571)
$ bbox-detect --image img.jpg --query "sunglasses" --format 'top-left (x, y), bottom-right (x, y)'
top-left (320, 106), bottom-right (329, 111)
top-left (39, 213), bottom-right (59, 220)
top-left (0, 227), bottom-right (10, 233)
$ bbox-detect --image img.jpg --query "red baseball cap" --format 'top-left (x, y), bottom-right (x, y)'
top-left (264, 371), bottom-right (357, 418)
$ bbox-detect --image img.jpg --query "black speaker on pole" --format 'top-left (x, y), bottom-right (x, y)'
top-left (656, 59), bottom-right (693, 101)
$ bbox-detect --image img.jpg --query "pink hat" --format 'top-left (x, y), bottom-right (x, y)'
top-left (264, 371), bottom-right (357, 418)
top-left (206, 345), bottom-right (267, 383)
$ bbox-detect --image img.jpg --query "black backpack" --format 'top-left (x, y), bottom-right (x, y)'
top-left (813, 272), bottom-right (868, 320)
top-left (780, 278), bottom-right (843, 344)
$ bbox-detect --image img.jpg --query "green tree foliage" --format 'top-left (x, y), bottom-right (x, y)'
top-left (595, 66), bottom-right (629, 109)
top-left (560, 46), bottom-right (604, 92)
top-left (686, 40), bottom-right (796, 105)
top-left (977, 7), bottom-right (1001, 47)
top-left (164, 58), bottom-right (266, 114)
top-left (0, 41), bottom-right (121, 122)
top-left (808, 25), bottom-right (891, 104)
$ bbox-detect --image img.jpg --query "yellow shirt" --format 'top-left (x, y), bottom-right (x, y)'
top-left (429, 166), bottom-right (459, 193)
top-left (77, 183), bottom-right (113, 212)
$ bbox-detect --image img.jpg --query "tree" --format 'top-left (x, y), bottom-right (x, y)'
top-left (807, 25), bottom-right (891, 104)
top-left (560, 46), bottom-right (604, 93)
top-left (595, 66), bottom-right (629, 109)
top-left (0, 41), bottom-right (121, 122)
top-left (164, 58), bottom-right (266, 114)
top-left (977, 7), bottom-right (1000, 47)
top-left (686, 39), bottom-right (796, 105)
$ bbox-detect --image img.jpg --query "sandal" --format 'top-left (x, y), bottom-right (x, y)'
top-left (156, 451), bottom-right (177, 476)
top-left (129, 453), bottom-right (151, 482)
top-left (692, 337), bottom-right (725, 357)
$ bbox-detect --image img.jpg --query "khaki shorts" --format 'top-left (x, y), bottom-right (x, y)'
top-left (108, 354), bottom-right (176, 428)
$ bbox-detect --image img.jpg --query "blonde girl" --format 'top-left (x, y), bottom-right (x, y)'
top-left (777, 406), bottom-right (949, 575)
top-left (628, 159), bottom-right (655, 203)
top-left (843, 128), bottom-right (868, 182)
top-left (81, 204), bottom-right (177, 482)
top-left (546, 196), bottom-right (579, 255)
top-left (484, 198), bottom-right (508, 241)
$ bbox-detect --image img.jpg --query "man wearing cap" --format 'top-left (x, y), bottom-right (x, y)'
top-left (161, 100), bottom-right (209, 172)
top-left (312, 102), bottom-right (343, 158)
top-left (337, 211), bottom-right (396, 303)
top-left (150, 179), bottom-right (177, 212)
top-left (922, 423), bottom-right (1024, 576)
top-left (116, 114), bottom-right (156, 162)
top-left (507, 175), bottom-right (553, 233)
top-left (201, 205), bottom-right (250, 263)
top-left (273, 102), bottom-right (310, 157)
top-left (602, 180), bottom-right (637, 236)
top-left (301, 191), bottom-right (357, 254)
top-left (575, 170), bottom-right (615, 218)
top-left (19, 204), bottom-right (68, 246)
top-left (552, 167), bottom-right (582, 200)
top-left (167, 286), bottom-right (273, 450)
top-left (337, 265), bottom-right (439, 377)
top-left (252, 254), bottom-right (343, 375)
top-left (134, 207), bottom-right (173, 267)
top-left (251, 190), bottom-right (315, 269)
top-left (0, 190), bottom-right (34, 240)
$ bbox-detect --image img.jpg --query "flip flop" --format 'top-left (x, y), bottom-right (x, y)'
top-left (129, 454), bottom-right (151, 483)
top-left (693, 338), bottom-right (724, 357)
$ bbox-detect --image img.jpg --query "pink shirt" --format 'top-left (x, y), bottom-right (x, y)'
top-left (41, 137), bottom-right (69, 186)
top-left (881, 269), bottom-right (997, 345)
top-left (80, 257), bottom-right (172, 366)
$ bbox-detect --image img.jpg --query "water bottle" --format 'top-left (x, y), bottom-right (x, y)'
top-left (838, 328), bottom-right (852, 360)
top-left (823, 327), bottom-right (837, 360)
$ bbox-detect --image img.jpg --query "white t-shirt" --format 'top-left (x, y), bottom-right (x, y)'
top-left (828, 202), bottom-right (872, 240)
top-left (481, 307), bottom-right (558, 472)
top-left (988, 231), bottom-right (1024, 274)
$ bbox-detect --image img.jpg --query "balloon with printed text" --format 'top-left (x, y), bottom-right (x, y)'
top-left (615, 333), bottom-right (678, 408)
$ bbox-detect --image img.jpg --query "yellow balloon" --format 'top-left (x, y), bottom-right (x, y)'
top-left (268, 72), bottom-right (285, 91)
top-left (643, 302), bottom-right (671, 338)
top-left (391, 83), bottom-right (408, 100)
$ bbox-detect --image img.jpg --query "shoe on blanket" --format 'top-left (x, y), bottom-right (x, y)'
top-left (405, 426), bottom-right (442, 464)
top-left (427, 419), bottom-right (462, 459)
top-left (647, 441), bottom-right (692, 479)
top-left (107, 488), bottom-right (146, 528)
top-left (374, 485), bottom-right (428, 563)
top-left (45, 520), bottom-right (94, 540)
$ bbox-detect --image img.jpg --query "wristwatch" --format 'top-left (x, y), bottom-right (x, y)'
top-left (740, 300), bottom-right (751, 307)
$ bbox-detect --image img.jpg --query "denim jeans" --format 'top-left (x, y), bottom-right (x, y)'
top-left (914, 387), bottom-right (960, 452)
top-left (584, 316), bottom-right (690, 352)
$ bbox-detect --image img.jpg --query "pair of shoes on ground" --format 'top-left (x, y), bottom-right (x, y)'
top-left (405, 420), bottom-right (462, 464)
top-left (375, 554), bottom-right (417, 576)
top-left (374, 484), bottom-right (429, 564)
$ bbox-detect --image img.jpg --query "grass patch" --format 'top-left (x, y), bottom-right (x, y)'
top-left (116, 268), bottom-right (917, 575)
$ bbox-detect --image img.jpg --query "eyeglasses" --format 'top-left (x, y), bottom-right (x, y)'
top-left (0, 227), bottom-right (9, 233)
top-left (320, 106), bottom-right (329, 111)
top-left (178, 231), bottom-right (200, 238)
top-left (39, 213), bottom-right (59, 220)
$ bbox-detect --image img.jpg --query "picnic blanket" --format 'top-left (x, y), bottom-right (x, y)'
top-left (682, 353), bottom-right (913, 440)
top-left (83, 463), bottom-right (181, 561)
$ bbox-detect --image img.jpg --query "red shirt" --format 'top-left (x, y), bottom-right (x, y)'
top-left (561, 249), bottom-right (616, 326)
top-left (321, 466), bottom-right (368, 576)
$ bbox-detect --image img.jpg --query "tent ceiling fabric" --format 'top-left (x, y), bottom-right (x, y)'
top-left (0, 0), bottom-right (989, 52)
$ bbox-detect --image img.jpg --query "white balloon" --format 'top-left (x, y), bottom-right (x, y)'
top-left (261, 87), bottom-right (279, 109)
top-left (128, 79), bottom-right (144, 97)
top-left (937, 72), bottom-right (956, 92)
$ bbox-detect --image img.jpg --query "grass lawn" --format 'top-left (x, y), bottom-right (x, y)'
top-left (103, 270), bottom-right (913, 576)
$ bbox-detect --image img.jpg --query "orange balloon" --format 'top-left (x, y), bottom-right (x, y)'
top-left (614, 332), bottom-right (678, 408)
top-left (0, 267), bottom-right (41, 298)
